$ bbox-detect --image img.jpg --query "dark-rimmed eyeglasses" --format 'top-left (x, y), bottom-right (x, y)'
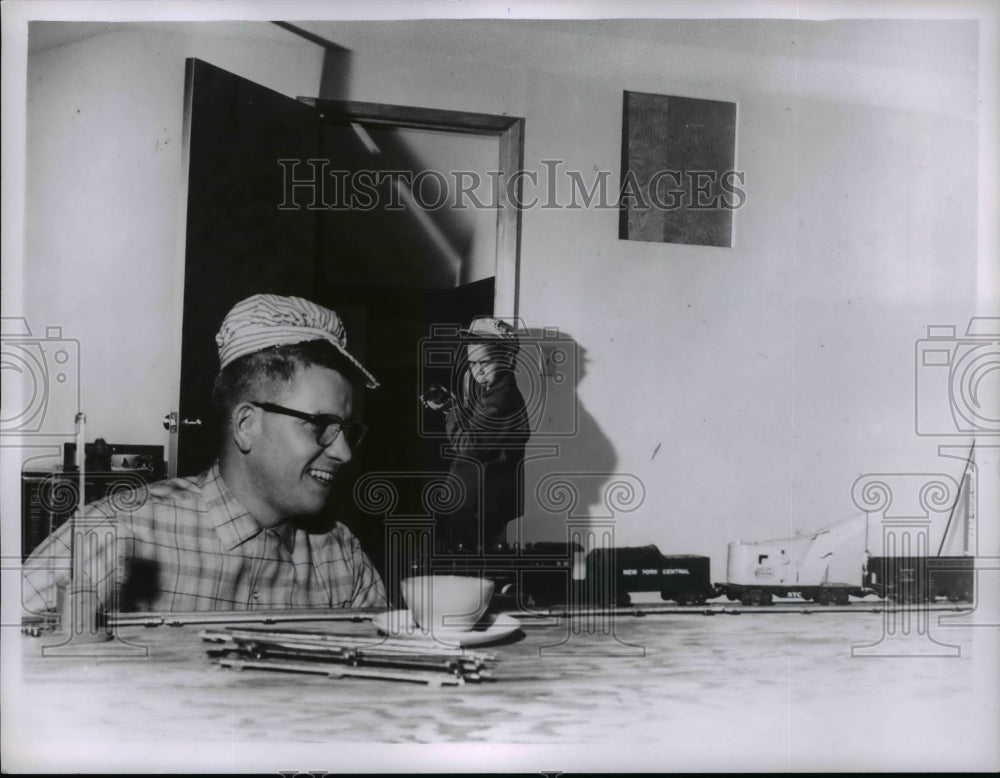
top-left (249, 401), bottom-right (367, 449)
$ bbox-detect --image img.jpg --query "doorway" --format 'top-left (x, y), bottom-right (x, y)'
top-left (173, 58), bottom-right (524, 584)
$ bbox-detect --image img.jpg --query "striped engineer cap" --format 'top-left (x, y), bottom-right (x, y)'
top-left (215, 294), bottom-right (379, 388)
top-left (461, 316), bottom-right (519, 344)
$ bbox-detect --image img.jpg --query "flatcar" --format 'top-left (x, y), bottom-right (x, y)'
top-left (719, 528), bottom-right (866, 606)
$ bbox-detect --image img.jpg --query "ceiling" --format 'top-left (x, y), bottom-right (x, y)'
top-left (26, 18), bottom-right (978, 81)
top-left (290, 18), bottom-right (977, 79)
top-left (28, 21), bottom-right (125, 53)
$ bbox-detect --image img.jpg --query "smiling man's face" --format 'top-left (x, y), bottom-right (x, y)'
top-left (245, 364), bottom-right (355, 526)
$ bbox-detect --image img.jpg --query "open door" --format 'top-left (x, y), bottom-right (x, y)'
top-left (322, 279), bottom-right (496, 569)
top-left (174, 61), bottom-right (525, 588)
top-left (175, 60), bottom-right (524, 480)
top-left (176, 59), bottom-right (321, 476)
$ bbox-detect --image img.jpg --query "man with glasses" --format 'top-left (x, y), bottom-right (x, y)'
top-left (23, 294), bottom-right (386, 617)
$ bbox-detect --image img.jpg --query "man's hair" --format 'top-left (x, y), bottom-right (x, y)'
top-left (211, 340), bottom-right (364, 419)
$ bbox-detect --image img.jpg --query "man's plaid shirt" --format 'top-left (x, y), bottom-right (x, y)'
top-left (22, 463), bottom-right (386, 614)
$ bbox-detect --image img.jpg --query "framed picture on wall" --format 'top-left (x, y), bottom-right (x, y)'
top-left (619, 91), bottom-right (739, 247)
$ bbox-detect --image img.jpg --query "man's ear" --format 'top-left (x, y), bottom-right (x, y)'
top-left (231, 403), bottom-right (259, 454)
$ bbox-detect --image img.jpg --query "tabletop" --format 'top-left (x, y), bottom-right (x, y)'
top-left (8, 601), bottom-right (997, 772)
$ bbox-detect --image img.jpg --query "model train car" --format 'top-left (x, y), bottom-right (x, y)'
top-left (582, 546), bottom-right (714, 606)
top-left (864, 555), bottom-right (974, 603)
top-left (718, 517), bottom-right (869, 606)
top-left (410, 531), bottom-right (974, 608)
top-left (424, 542), bottom-right (717, 607)
top-left (717, 517), bottom-right (975, 606)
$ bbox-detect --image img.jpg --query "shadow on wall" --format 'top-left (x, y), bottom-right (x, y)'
top-left (318, 37), bottom-right (352, 101)
top-left (317, 327), bottom-right (628, 601)
top-left (512, 330), bottom-right (637, 550)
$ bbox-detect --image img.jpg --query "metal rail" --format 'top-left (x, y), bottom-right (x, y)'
top-left (106, 607), bottom-right (378, 628)
top-left (90, 600), bottom-right (976, 629)
top-left (538, 601), bottom-right (974, 618)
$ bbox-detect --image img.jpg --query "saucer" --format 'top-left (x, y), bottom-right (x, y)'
top-left (372, 610), bottom-right (521, 647)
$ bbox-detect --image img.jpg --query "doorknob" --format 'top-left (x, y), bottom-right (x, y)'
top-left (163, 413), bottom-right (203, 431)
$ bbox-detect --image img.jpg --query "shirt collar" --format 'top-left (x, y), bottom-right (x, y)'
top-left (204, 462), bottom-right (266, 551)
top-left (204, 463), bottom-right (303, 554)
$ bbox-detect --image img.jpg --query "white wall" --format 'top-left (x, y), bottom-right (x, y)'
top-left (17, 19), bottom-right (982, 578)
top-left (314, 19), bottom-right (980, 573)
top-left (22, 22), bottom-right (325, 466)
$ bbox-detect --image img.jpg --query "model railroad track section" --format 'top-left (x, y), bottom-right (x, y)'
top-left (107, 607), bottom-right (375, 628)
top-left (24, 598), bottom-right (974, 637)
top-left (519, 601), bottom-right (975, 618)
top-left (23, 608), bottom-right (373, 635)
top-left (200, 626), bottom-right (497, 686)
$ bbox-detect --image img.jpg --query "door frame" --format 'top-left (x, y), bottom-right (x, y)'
top-left (168, 62), bottom-right (525, 477)
top-left (302, 98), bottom-right (525, 321)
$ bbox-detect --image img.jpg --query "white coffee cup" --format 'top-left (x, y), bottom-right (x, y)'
top-left (401, 575), bottom-right (495, 632)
